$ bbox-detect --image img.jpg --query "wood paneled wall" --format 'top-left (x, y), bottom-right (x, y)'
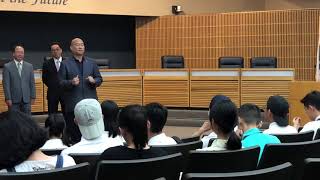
top-left (136, 9), bottom-right (320, 81)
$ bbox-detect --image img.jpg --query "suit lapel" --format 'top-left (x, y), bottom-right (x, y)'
top-left (10, 60), bottom-right (21, 79)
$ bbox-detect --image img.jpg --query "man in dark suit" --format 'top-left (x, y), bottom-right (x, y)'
top-left (2, 44), bottom-right (36, 114)
top-left (59, 38), bottom-right (103, 143)
top-left (42, 42), bottom-right (65, 114)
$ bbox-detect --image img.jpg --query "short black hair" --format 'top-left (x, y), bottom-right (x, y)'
top-left (239, 103), bottom-right (262, 125)
top-left (45, 113), bottom-right (65, 138)
top-left (101, 100), bottom-right (120, 138)
top-left (267, 95), bottom-right (289, 127)
top-left (145, 103), bottom-right (168, 133)
top-left (50, 42), bottom-right (62, 50)
top-left (119, 105), bottom-right (148, 150)
top-left (11, 43), bottom-right (25, 53)
top-left (0, 110), bottom-right (48, 169)
top-left (209, 95), bottom-right (231, 109)
top-left (301, 91), bottom-right (320, 111)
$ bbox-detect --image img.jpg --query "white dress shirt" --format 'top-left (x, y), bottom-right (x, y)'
top-left (300, 115), bottom-right (320, 139)
top-left (201, 132), bottom-right (218, 148)
top-left (197, 139), bottom-right (227, 151)
top-left (61, 131), bottom-right (124, 155)
top-left (41, 138), bottom-right (68, 150)
top-left (148, 133), bottom-right (177, 146)
top-left (263, 122), bottom-right (298, 135)
top-left (54, 57), bottom-right (62, 71)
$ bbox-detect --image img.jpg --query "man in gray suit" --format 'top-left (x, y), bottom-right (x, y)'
top-left (2, 44), bottom-right (36, 114)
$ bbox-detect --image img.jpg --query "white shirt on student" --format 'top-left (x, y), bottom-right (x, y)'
top-left (61, 131), bottom-right (124, 155)
top-left (201, 132), bottom-right (218, 148)
top-left (300, 115), bottom-right (320, 139)
top-left (263, 122), bottom-right (298, 135)
top-left (0, 155), bottom-right (75, 172)
top-left (148, 133), bottom-right (177, 146)
top-left (40, 138), bottom-right (68, 150)
top-left (197, 139), bottom-right (227, 151)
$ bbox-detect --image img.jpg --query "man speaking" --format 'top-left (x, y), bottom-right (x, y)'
top-left (59, 38), bottom-right (103, 143)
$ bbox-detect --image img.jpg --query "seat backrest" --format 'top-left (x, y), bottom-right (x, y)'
top-left (183, 162), bottom-right (292, 180)
top-left (218, 57), bottom-right (244, 68)
top-left (161, 55), bottom-right (185, 68)
top-left (250, 57), bottom-right (277, 68)
top-left (181, 136), bottom-right (200, 143)
top-left (0, 163), bottom-right (89, 180)
top-left (94, 58), bottom-right (110, 69)
top-left (95, 153), bottom-right (184, 180)
top-left (152, 140), bottom-right (203, 157)
top-left (258, 139), bottom-right (320, 180)
top-left (314, 128), bottom-right (320, 140)
top-left (186, 146), bottom-right (260, 173)
top-left (41, 149), bottom-right (64, 156)
top-left (302, 158), bottom-right (320, 180)
top-left (69, 153), bottom-right (100, 167)
top-left (271, 131), bottom-right (314, 143)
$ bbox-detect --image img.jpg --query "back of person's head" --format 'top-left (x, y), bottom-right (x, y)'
top-left (238, 103), bottom-right (262, 125)
top-left (0, 110), bottom-right (48, 170)
top-left (119, 104), bottom-right (148, 150)
top-left (101, 100), bottom-right (120, 138)
top-left (209, 100), bottom-right (241, 150)
top-left (267, 95), bottom-right (289, 127)
top-left (209, 95), bottom-right (231, 110)
top-left (301, 91), bottom-right (320, 111)
top-left (145, 102), bottom-right (168, 134)
top-left (74, 99), bottom-right (105, 140)
top-left (45, 113), bottom-right (65, 138)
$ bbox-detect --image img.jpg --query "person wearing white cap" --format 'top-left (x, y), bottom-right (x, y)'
top-left (61, 99), bottom-right (123, 155)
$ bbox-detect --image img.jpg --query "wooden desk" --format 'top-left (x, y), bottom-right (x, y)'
top-left (143, 69), bottom-right (189, 107)
top-left (190, 69), bottom-right (240, 108)
top-left (241, 69), bottom-right (295, 108)
top-left (97, 69), bottom-right (143, 107)
top-left (289, 81), bottom-right (320, 126)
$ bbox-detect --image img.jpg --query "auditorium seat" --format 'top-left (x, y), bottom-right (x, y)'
top-left (161, 55), bottom-right (185, 68)
top-left (185, 146), bottom-right (260, 173)
top-left (301, 158), bottom-right (320, 180)
top-left (152, 140), bottom-right (203, 157)
top-left (314, 129), bottom-right (320, 140)
top-left (0, 163), bottom-right (89, 180)
top-left (94, 58), bottom-right (110, 69)
top-left (271, 131), bottom-right (314, 143)
top-left (250, 57), bottom-right (277, 68)
top-left (42, 149), bottom-right (65, 156)
top-left (183, 162), bottom-right (292, 180)
top-left (258, 139), bottom-right (320, 180)
top-left (218, 57), bottom-right (244, 68)
top-left (95, 153), bottom-right (183, 180)
top-left (181, 136), bottom-right (200, 143)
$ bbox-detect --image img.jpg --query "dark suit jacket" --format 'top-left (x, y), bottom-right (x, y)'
top-left (58, 56), bottom-right (103, 112)
top-left (2, 60), bottom-right (36, 103)
top-left (42, 57), bottom-right (65, 98)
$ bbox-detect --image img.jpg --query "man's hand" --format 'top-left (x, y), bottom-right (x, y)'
top-left (87, 76), bottom-right (96, 84)
top-left (5, 100), bottom-right (12, 107)
top-left (31, 99), bottom-right (35, 105)
top-left (72, 75), bottom-right (80, 86)
top-left (192, 120), bottom-right (212, 137)
top-left (293, 116), bottom-right (302, 130)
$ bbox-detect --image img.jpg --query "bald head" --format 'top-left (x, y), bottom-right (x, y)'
top-left (70, 38), bottom-right (85, 56)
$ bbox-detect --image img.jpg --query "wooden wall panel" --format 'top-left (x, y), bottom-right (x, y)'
top-left (136, 9), bottom-right (320, 81)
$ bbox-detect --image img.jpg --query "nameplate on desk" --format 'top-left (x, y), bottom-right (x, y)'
top-left (191, 71), bottom-right (239, 77)
top-left (144, 71), bottom-right (188, 76)
top-left (100, 71), bottom-right (141, 77)
top-left (242, 71), bottom-right (294, 77)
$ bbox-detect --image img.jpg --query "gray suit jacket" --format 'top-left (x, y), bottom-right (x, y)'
top-left (2, 60), bottom-right (36, 103)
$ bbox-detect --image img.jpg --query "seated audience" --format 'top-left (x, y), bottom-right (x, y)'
top-left (263, 95), bottom-right (297, 134)
top-left (198, 100), bottom-right (241, 151)
top-left (192, 95), bottom-right (233, 148)
top-left (61, 99), bottom-right (123, 155)
top-left (238, 103), bottom-right (280, 159)
top-left (101, 100), bottom-right (125, 144)
top-left (293, 90), bottom-right (320, 139)
top-left (0, 110), bottom-right (75, 172)
top-left (41, 113), bottom-right (68, 150)
top-left (99, 105), bottom-right (167, 160)
top-left (146, 102), bottom-right (177, 145)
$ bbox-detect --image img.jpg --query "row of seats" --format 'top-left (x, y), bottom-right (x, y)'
top-left (162, 56), bottom-right (277, 68)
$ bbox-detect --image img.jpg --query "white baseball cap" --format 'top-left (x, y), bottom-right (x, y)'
top-left (74, 99), bottom-right (104, 140)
